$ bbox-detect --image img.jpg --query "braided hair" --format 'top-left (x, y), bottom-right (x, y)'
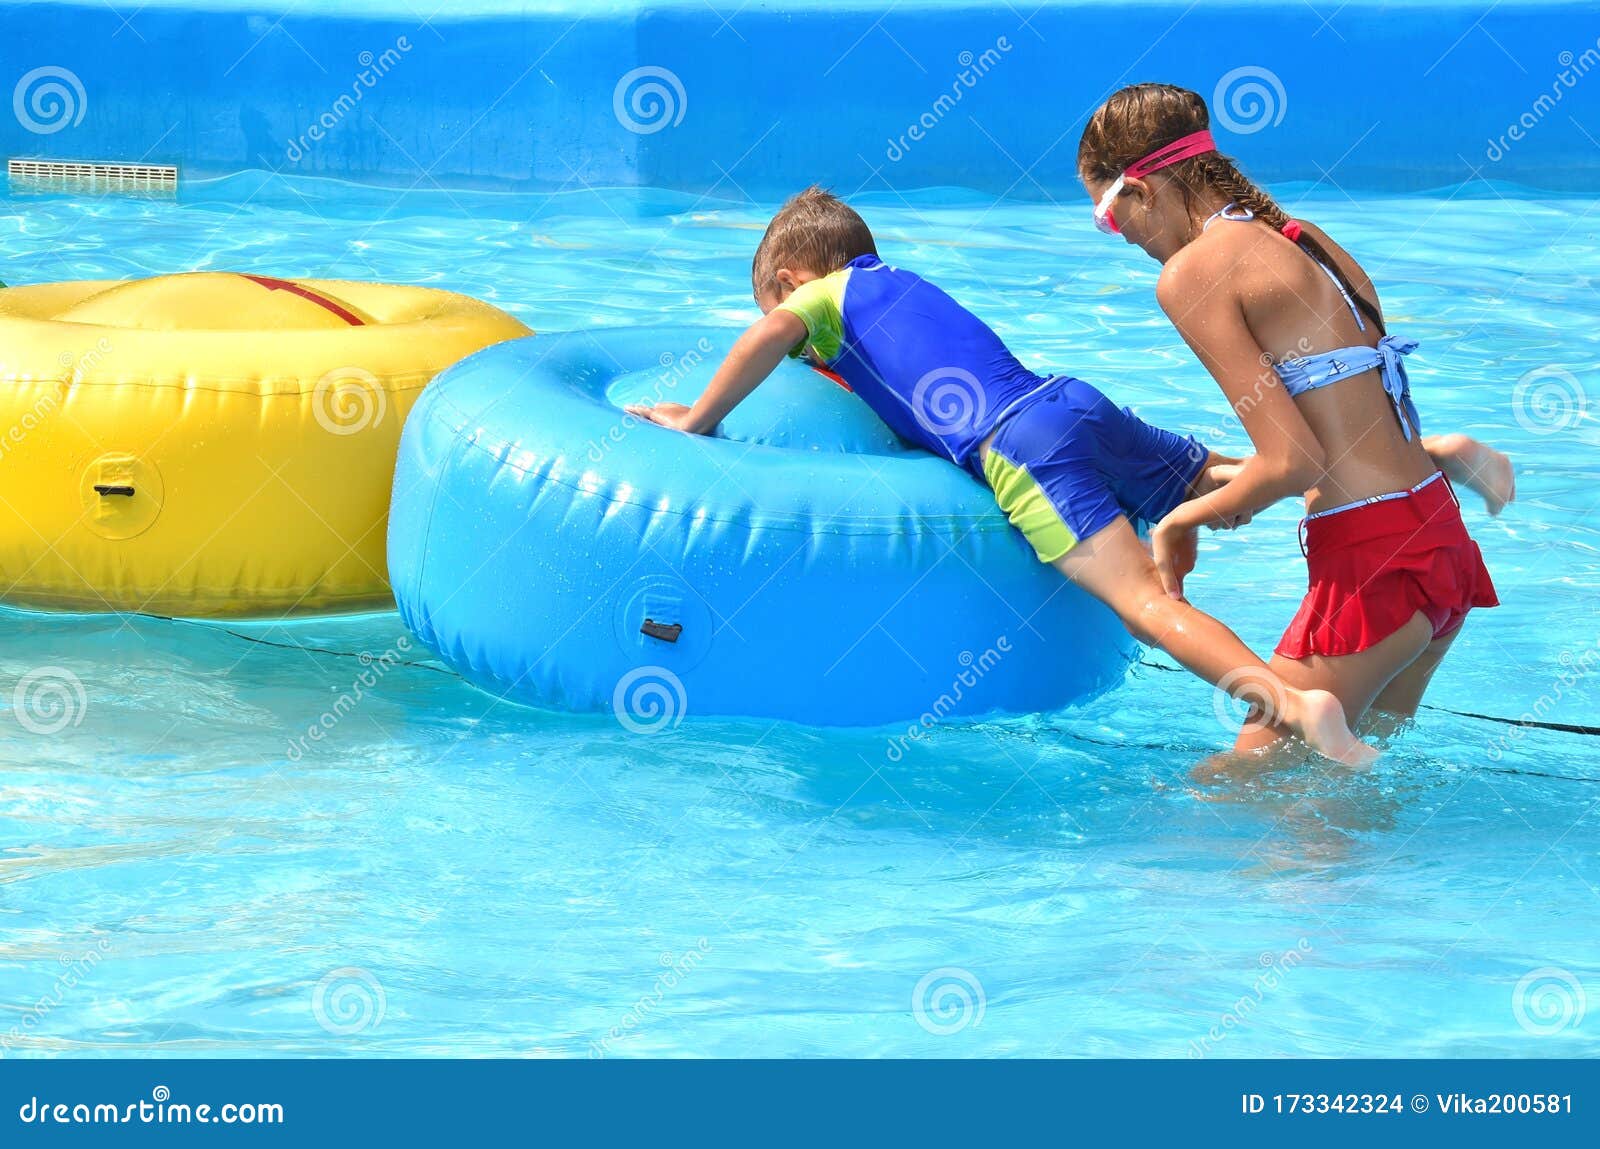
top-left (1078, 83), bottom-right (1384, 333)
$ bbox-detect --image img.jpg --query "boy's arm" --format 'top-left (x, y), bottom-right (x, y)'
top-left (626, 310), bottom-right (807, 435)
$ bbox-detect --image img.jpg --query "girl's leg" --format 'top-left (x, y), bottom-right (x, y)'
top-left (1231, 612), bottom-right (1436, 754)
top-left (1051, 517), bottom-right (1375, 765)
top-left (1368, 624), bottom-right (1463, 718)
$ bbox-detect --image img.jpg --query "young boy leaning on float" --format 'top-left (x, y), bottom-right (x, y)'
top-left (626, 187), bottom-right (1384, 764)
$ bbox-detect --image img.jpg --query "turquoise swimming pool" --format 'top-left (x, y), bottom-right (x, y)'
top-left (1, 175), bottom-right (1595, 1057)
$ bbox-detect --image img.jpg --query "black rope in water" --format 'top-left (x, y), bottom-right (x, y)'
top-left (140, 618), bottom-right (1600, 740)
top-left (157, 615), bottom-right (459, 677)
top-left (1136, 657), bottom-right (1600, 738)
top-left (1416, 704), bottom-right (1600, 737)
top-left (109, 615), bottom-right (1596, 782)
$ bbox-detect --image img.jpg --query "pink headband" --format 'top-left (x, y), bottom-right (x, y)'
top-left (1123, 129), bottom-right (1216, 180)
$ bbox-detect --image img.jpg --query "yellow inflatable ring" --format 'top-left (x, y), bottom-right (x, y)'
top-left (0, 272), bottom-right (531, 616)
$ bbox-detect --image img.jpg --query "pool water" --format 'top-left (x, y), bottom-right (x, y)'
top-left (1, 176), bottom-right (1597, 1057)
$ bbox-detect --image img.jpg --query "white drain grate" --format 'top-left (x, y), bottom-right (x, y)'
top-left (8, 158), bottom-right (178, 197)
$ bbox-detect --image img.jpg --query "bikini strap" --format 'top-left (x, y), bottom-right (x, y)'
top-left (1201, 202), bottom-right (1254, 231)
top-left (1299, 244), bottom-right (1367, 333)
top-left (1209, 205), bottom-right (1372, 336)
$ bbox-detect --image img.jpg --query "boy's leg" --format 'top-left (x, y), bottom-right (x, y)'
top-left (1049, 517), bottom-right (1374, 765)
top-left (983, 390), bottom-right (1368, 763)
top-left (1230, 614), bottom-right (1436, 754)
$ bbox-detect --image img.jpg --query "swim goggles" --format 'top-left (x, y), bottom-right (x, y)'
top-left (1092, 129), bottom-right (1217, 235)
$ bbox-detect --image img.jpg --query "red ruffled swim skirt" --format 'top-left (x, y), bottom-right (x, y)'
top-left (1276, 471), bottom-right (1498, 659)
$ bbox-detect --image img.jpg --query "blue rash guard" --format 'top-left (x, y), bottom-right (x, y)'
top-left (777, 254), bottom-right (1206, 562)
top-left (776, 254), bottom-right (1056, 476)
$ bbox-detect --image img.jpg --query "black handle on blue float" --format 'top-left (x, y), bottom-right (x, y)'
top-left (641, 618), bottom-right (683, 644)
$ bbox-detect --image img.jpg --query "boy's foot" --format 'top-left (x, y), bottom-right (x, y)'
top-left (1290, 688), bottom-right (1378, 767)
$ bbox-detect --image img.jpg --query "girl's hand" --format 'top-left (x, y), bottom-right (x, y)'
top-left (1152, 518), bottom-right (1198, 600)
top-left (625, 401), bottom-right (701, 433)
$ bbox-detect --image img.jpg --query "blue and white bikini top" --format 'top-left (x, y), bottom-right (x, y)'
top-left (1204, 204), bottom-right (1421, 441)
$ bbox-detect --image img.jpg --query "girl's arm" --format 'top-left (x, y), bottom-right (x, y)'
top-left (1148, 253), bottom-right (1327, 598)
top-left (1154, 256), bottom-right (1326, 523)
top-left (626, 310), bottom-right (807, 434)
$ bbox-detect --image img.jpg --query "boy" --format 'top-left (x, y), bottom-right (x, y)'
top-left (628, 187), bottom-right (1374, 762)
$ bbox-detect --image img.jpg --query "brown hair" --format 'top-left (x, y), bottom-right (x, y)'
top-left (752, 186), bottom-right (877, 296)
top-left (1078, 83), bottom-right (1383, 332)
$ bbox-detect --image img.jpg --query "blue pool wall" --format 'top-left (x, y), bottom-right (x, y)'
top-left (4, 1), bottom-right (1599, 196)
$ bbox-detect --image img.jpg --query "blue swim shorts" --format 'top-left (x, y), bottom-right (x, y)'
top-left (981, 378), bottom-right (1208, 563)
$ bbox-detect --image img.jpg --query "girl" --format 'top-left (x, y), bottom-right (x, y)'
top-left (1077, 83), bottom-right (1508, 753)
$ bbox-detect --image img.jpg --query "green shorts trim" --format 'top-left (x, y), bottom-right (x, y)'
top-left (983, 449), bottom-right (1077, 563)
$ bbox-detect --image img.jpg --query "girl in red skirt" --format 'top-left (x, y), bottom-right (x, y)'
top-left (1078, 84), bottom-right (1510, 755)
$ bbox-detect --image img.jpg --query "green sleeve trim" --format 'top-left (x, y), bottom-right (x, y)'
top-left (775, 269), bottom-right (849, 362)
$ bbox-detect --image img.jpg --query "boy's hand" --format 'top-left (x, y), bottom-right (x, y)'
top-left (625, 401), bottom-right (702, 433)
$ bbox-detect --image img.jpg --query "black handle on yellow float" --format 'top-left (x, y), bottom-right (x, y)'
top-left (93, 483), bottom-right (136, 497)
top-left (640, 618), bottom-right (682, 644)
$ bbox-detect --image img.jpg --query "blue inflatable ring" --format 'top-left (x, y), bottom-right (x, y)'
top-left (388, 327), bottom-right (1133, 728)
